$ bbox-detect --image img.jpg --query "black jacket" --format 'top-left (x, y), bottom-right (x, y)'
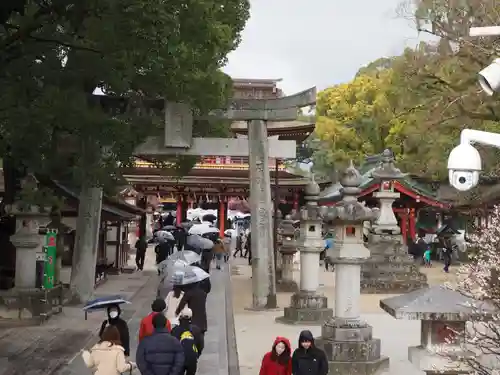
top-left (99, 306), bottom-right (130, 356)
top-left (292, 331), bottom-right (328, 375)
top-left (155, 242), bottom-right (170, 264)
top-left (176, 285), bottom-right (208, 332)
top-left (136, 328), bottom-right (185, 375)
top-left (199, 277), bottom-right (211, 294)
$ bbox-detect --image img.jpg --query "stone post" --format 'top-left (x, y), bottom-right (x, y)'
top-left (10, 205), bottom-right (50, 289)
top-left (248, 119), bottom-right (277, 309)
top-left (316, 161), bottom-right (389, 375)
top-left (276, 219), bottom-right (298, 292)
top-left (276, 178), bottom-right (333, 324)
top-left (361, 149), bottom-right (428, 293)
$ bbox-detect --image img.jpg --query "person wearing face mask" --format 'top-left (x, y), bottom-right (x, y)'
top-left (291, 330), bottom-right (328, 375)
top-left (99, 304), bottom-right (130, 357)
top-left (259, 336), bottom-right (292, 375)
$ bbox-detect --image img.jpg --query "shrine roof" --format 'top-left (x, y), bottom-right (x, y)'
top-left (230, 120), bottom-right (315, 142)
top-left (318, 153), bottom-right (448, 208)
top-left (380, 285), bottom-right (494, 321)
top-left (37, 176), bottom-right (143, 220)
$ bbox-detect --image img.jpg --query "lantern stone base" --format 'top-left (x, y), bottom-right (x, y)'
top-left (316, 319), bottom-right (389, 375)
top-left (276, 291), bottom-right (333, 325)
top-left (0, 285), bottom-right (64, 327)
top-left (361, 235), bottom-right (428, 294)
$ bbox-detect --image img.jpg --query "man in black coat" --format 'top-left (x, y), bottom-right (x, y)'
top-left (136, 314), bottom-right (185, 375)
top-left (292, 330), bottom-right (328, 375)
top-left (176, 283), bottom-right (208, 333)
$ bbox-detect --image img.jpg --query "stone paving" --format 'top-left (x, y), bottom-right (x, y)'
top-left (231, 258), bottom-right (459, 375)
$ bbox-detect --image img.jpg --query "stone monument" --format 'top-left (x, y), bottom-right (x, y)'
top-left (276, 178), bottom-right (333, 324)
top-left (316, 162), bottom-right (389, 375)
top-left (361, 149), bottom-right (428, 294)
top-left (276, 218), bottom-right (298, 292)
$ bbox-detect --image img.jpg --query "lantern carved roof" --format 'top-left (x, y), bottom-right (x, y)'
top-left (371, 149), bottom-right (406, 181)
top-left (323, 161), bottom-right (379, 223)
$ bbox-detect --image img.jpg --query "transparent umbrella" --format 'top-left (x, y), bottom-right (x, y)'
top-left (167, 250), bottom-right (201, 265)
top-left (188, 223), bottom-right (215, 235)
top-left (185, 234), bottom-right (213, 252)
top-left (171, 265), bottom-right (209, 286)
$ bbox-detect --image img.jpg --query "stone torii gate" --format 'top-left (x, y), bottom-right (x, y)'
top-left (134, 88), bottom-right (316, 309)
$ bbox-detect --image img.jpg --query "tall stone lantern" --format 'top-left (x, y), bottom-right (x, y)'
top-left (316, 162), bottom-right (389, 375)
top-left (276, 177), bottom-right (334, 325)
top-left (372, 149), bottom-right (405, 235)
top-left (361, 149), bottom-right (428, 294)
top-left (276, 218), bottom-right (299, 292)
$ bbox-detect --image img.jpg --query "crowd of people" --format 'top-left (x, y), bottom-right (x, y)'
top-left (82, 251), bottom-right (212, 375)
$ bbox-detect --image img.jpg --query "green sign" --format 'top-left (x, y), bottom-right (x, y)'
top-left (43, 229), bottom-right (57, 289)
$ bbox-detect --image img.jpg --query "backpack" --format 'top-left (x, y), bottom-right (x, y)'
top-left (179, 328), bottom-right (198, 361)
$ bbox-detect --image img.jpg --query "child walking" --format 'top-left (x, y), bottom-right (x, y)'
top-left (423, 247), bottom-right (432, 267)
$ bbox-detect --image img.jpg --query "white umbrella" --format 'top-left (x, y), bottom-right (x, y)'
top-left (172, 265), bottom-right (209, 286)
top-left (188, 223), bottom-right (215, 235)
top-left (156, 230), bottom-right (175, 242)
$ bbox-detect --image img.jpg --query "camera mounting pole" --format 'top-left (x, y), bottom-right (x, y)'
top-left (460, 129), bottom-right (500, 149)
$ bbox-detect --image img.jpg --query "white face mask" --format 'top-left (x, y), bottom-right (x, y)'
top-left (109, 311), bottom-right (119, 319)
top-left (275, 342), bottom-right (286, 355)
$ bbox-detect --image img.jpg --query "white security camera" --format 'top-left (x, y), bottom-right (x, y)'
top-left (447, 143), bottom-right (481, 191)
top-left (478, 58), bottom-right (500, 96)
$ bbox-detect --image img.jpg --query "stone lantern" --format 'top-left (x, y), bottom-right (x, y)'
top-left (380, 286), bottom-right (493, 375)
top-left (361, 149), bottom-right (428, 294)
top-left (276, 176), bottom-right (334, 324)
top-left (316, 162), bottom-right (389, 375)
top-left (371, 149), bottom-right (405, 235)
top-left (276, 219), bottom-right (299, 292)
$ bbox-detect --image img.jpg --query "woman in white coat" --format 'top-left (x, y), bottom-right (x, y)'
top-left (82, 326), bottom-right (136, 375)
top-left (164, 281), bottom-right (185, 327)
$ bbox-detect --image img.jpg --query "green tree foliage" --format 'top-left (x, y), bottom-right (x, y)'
top-left (312, 0), bottom-right (500, 179)
top-left (0, 0), bottom-right (249, 198)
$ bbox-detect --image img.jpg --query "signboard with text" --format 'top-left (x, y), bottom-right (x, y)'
top-left (43, 230), bottom-right (57, 289)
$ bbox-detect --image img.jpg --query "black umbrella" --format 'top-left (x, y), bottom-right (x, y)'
top-left (202, 214), bottom-right (217, 223)
top-left (179, 222), bottom-right (194, 230)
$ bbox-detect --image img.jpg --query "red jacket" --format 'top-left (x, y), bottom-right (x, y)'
top-left (259, 336), bottom-right (292, 375)
top-left (138, 312), bottom-right (171, 341)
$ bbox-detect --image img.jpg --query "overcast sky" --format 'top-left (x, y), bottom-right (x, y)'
top-left (223, 0), bottom-right (425, 94)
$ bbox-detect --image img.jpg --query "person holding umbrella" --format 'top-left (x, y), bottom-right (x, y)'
top-left (99, 304), bottom-right (131, 357)
top-left (174, 267), bottom-right (209, 334)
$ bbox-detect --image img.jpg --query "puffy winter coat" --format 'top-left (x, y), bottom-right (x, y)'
top-left (83, 341), bottom-right (133, 375)
top-left (259, 336), bottom-right (292, 375)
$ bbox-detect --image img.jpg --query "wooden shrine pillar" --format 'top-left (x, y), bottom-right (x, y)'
top-left (399, 209), bottom-right (408, 245)
top-left (176, 194), bottom-right (182, 226)
top-left (218, 198), bottom-right (226, 237)
top-left (409, 208), bottom-right (416, 241)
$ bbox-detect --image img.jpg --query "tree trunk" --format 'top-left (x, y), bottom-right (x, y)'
top-left (69, 185), bottom-right (103, 303)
